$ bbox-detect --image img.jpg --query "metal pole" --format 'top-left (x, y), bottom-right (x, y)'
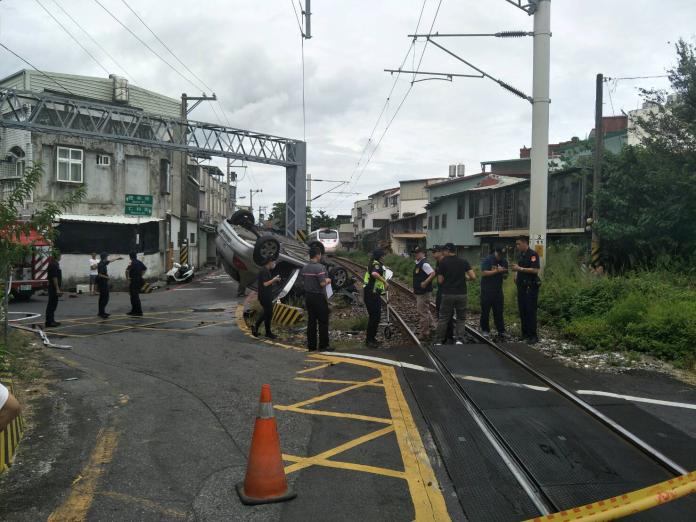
top-left (528, 0), bottom-right (551, 270)
top-left (592, 73), bottom-right (604, 268)
top-left (307, 172), bottom-right (312, 232)
top-left (179, 94), bottom-right (188, 258)
top-left (304, 0), bottom-right (312, 39)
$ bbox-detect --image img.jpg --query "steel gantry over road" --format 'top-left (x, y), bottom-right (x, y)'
top-left (0, 88), bottom-right (307, 237)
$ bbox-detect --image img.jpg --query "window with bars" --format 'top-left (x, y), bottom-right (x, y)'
top-left (442, 213), bottom-right (447, 229)
top-left (56, 146), bottom-right (83, 183)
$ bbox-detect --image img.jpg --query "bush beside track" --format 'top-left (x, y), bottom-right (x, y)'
top-left (336, 247), bottom-right (696, 369)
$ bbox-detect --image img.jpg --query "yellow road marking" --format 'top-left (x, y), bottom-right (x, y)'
top-left (234, 305), bottom-right (305, 352)
top-left (296, 363), bottom-right (331, 374)
top-left (275, 405), bottom-right (392, 424)
top-left (281, 377), bottom-right (382, 409)
top-left (296, 377), bottom-right (385, 387)
top-left (283, 454), bottom-right (406, 479)
top-left (99, 491), bottom-right (188, 519)
top-left (47, 427), bottom-right (119, 522)
top-left (312, 354), bottom-right (450, 522)
top-left (284, 426), bottom-right (395, 474)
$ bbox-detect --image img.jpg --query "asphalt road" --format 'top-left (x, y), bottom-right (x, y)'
top-left (0, 272), bottom-right (460, 522)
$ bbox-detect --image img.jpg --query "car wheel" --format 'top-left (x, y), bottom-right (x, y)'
top-left (253, 236), bottom-right (281, 265)
top-left (308, 240), bottom-right (325, 256)
top-left (230, 209), bottom-right (255, 229)
top-left (329, 266), bottom-right (348, 289)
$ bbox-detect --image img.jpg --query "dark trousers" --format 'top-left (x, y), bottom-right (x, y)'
top-left (98, 285), bottom-right (109, 316)
top-left (435, 290), bottom-right (454, 341)
top-left (255, 298), bottom-right (274, 336)
top-left (129, 283), bottom-right (143, 314)
top-left (436, 294), bottom-right (467, 342)
top-left (364, 291), bottom-right (382, 342)
top-left (306, 292), bottom-right (330, 350)
top-left (481, 289), bottom-right (505, 334)
top-left (517, 284), bottom-right (539, 338)
top-left (45, 289), bottom-right (58, 325)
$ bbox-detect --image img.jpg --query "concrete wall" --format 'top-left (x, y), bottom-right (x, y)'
top-left (60, 253), bottom-right (163, 287)
top-left (399, 199), bottom-right (427, 217)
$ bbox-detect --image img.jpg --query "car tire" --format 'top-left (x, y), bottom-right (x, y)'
top-left (230, 209), bottom-right (255, 228)
top-left (308, 240), bottom-right (325, 256)
top-left (253, 236), bottom-right (281, 265)
top-left (329, 266), bottom-right (348, 290)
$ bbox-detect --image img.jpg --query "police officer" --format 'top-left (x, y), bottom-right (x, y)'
top-left (430, 245), bottom-right (453, 342)
top-left (363, 249), bottom-right (388, 348)
top-left (45, 252), bottom-right (62, 328)
top-left (511, 237), bottom-right (541, 344)
top-left (126, 252), bottom-right (147, 316)
top-left (96, 252), bottom-right (122, 319)
top-left (480, 247), bottom-right (508, 339)
top-left (412, 246), bottom-right (435, 336)
top-left (301, 246), bottom-right (333, 352)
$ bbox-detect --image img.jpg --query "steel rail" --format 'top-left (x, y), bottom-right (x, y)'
top-left (333, 256), bottom-right (688, 477)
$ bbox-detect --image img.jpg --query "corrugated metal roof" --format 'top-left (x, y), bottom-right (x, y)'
top-left (58, 214), bottom-right (163, 225)
top-left (468, 176), bottom-right (526, 191)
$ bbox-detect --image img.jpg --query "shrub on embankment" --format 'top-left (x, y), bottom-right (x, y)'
top-left (337, 247), bottom-right (696, 368)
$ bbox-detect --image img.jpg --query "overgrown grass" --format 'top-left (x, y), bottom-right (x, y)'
top-left (338, 246), bottom-right (696, 368)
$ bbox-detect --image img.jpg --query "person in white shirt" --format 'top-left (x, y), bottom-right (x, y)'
top-left (89, 253), bottom-right (98, 295)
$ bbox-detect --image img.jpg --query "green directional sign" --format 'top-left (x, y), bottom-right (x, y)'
top-left (125, 205), bottom-right (152, 216)
top-left (125, 194), bottom-right (153, 205)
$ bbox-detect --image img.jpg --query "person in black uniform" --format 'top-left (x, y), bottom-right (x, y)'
top-left (45, 253), bottom-right (62, 327)
top-left (252, 258), bottom-right (281, 339)
top-left (96, 252), bottom-right (122, 319)
top-left (363, 249), bottom-right (388, 348)
top-left (480, 247), bottom-right (508, 339)
top-left (511, 237), bottom-right (541, 344)
top-left (430, 245), bottom-right (454, 343)
top-left (126, 252), bottom-right (147, 316)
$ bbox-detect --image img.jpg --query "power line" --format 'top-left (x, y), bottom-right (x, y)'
top-left (120, 0), bottom-right (212, 93)
top-left (606, 74), bottom-right (669, 81)
top-left (350, 0), bottom-right (444, 190)
top-left (92, 0), bottom-right (204, 93)
top-left (51, 0), bottom-right (137, 82)
top-left (34, 0), bottom-right (110, 76)
top-left (0, 42), bottom-right (76, 95)
top-left (323, 0), bottom-right (429, 209)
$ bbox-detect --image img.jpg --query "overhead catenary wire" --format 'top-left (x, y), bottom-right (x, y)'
top-left (323, 0), bottom-right (430, 210)
top-left (34, 0), bottom-right (111, 76)
top-left (92, 0), bottom-right (205, 94)
top-left (349, 0), bottom-right (444, 191)
top-left (0, 42), bottom-right (76, 95)
top-left (51, 0), bottom-right (137, 82)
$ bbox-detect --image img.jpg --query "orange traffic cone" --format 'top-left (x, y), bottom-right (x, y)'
top-left (236, 384), bottom-right (296, 505)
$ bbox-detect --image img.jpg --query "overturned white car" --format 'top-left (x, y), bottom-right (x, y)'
top-left (215, 209), bottom-right (349, 296)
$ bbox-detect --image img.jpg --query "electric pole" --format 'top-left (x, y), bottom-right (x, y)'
top-left (179, 92), bottom-right (216, 262)
top-left (249, 188), bottom-right (262, 218)
top-left (592, 73), bottom-right (604, 268)
top-left (307, 172), bottom-right (312, 231)
top-left (528, 0), bottom-right (551, 270)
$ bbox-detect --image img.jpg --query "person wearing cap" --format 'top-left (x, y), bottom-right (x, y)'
top-left (412, 246), bottom-right (436, 335)
top-left (126, 252), bottom-right (147, 317)
top-left (96, 252), bottom-right (123, 319)
top-left (363, 249), bottom-right (388, 348)
top-left (480, 247), bottom-right (509, 339)
top-left (435, 243), bottom-right (475, 345)
top-left (511, 236), bottom-right (541, 344)
top-left (430, 245), bottom-right (454, 342)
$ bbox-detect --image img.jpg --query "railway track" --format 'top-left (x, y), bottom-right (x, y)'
top-left (332, 256), bottom-right (690, 517)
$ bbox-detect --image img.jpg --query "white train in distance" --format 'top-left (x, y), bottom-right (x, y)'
top-left (308, 228), bottom-right (341, 254)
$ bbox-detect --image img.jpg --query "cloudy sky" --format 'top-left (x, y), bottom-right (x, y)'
top-left (1, 0), bottom-right (694, 216)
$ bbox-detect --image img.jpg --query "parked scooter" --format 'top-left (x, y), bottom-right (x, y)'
top-left (166, 262), bottom-right (195, 284)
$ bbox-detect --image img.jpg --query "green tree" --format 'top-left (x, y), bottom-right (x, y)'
top-left (268, 202), bottom-right (313, 232)
top-left (1, 162), bottom-right (84, 346)
top-left (311, 210), bottom-right (337, 230)
top-left (595, 39), bottom-right (696, 269)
